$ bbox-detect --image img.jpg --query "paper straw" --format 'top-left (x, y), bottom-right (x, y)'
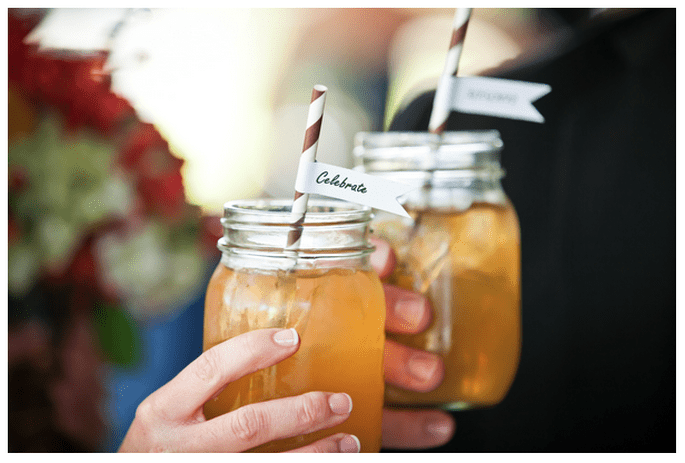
top-left (428, 8), bottom-right (472, 134)
top-left (286, 84), bottom-right (328, 251)
top-left (411, 9), bottom-right (472, 236)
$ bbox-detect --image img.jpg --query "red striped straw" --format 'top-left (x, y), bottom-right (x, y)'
top-left (428, 8), bottom-right (472, 135)
top-left (286, 84), bottom-right (328, 251)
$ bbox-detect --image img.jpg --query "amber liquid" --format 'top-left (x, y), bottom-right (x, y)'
top-left (377, 202), bottom-right (521, 409)
top-left (203, 263), bottom-right (386, 452)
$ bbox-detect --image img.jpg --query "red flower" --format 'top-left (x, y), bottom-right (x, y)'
top-left (119, 122), bottom-right (169, 171)
top-left (199, 215), bottom-right (223, 257)
top-left (62, 53), bottom-right (134, 133)
top-left (137, 170), bottom-right (187, 221)
top-left (118, 121), bottom-right (190, 221)
top-left (10, 19), bottom-right (134, 135)
top-left (25, 51), bottom-right (64, 104)
top-left (8, 10), bottom-right (44, 86)
top-left (69, 239), bottom-right (98, 290)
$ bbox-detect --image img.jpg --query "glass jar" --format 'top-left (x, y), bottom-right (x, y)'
top-left (203, 198), bottom-right (386, 452)
top-left (354, 131), bottom-right (521, 410)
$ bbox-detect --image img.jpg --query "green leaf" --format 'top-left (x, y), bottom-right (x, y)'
top-left (92, 303), bottom-right (141, 368)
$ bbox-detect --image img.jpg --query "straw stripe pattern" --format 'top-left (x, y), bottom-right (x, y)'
top-left (428, 8), bottom-right (472, 134)
top-left (286, 84), bottom-right (328, 250)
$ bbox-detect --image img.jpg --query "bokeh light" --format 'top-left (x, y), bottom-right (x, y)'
top-left (24, 8), bottom-right (543, 215)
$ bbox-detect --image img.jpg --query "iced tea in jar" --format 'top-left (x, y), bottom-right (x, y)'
top-left (354, 131), bottom-right (520, 410)
top-left (203, 199), bottom-right (386, 452)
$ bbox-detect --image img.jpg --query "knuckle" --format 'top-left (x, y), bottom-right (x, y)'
top-left (193, 348), bottom-right (220, 386)
top-left (132, 399), bottom-right (168, 451)
top-left (135, 398), bottom-right (156, 424)
top-left (297, 392), bottom-right (329, 427)
top-left (230, 405), bottom-right (269, 442)
top-left (135, 395), bottom-right (173, 426)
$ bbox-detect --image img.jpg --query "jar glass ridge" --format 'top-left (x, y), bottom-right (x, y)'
top-left (218, 198), bottom-right (375, 267)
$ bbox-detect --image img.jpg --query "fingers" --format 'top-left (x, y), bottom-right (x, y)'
top-left (384, 340), bottom-right (444, 392)
top-left (382, 409), bottom-right (455, 449)
top-left (286, 433), bottom-right (360, 453)
top-left (383, 284), bottom-right (432, 334)
top-left (369, 236), bottom-right (396, 279)
top-left (187, 391), bottom-right (353, 452)
top-left (145, 328), bottom-right (300, 422)
top-left (370, 236), bottom-right (432, 334)
top-left (371, 237), bottom-right (454, 451)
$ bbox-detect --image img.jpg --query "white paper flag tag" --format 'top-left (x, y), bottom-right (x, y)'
top-left (295, 161), bottom-right (415, 218)
top-left (439, 75), bottom-right (551, 123)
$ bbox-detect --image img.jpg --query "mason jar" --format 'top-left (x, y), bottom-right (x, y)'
top-left (203, 198), bottom-right (386, 452)
top-left (354, 131), bottom-right (521, 410)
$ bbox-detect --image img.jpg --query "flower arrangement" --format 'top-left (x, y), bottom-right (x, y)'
top-left (8, 10), bottom-right (221, 451)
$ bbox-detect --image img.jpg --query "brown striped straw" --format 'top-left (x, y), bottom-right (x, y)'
top-left (428, 8), bottom-right (472, 135)
top-left (411, 9), bottom-right (472, 236)
top-left (286, 84), bottom-right (328, 251)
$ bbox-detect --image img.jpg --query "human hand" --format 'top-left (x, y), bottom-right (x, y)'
top-left (118, 328), bottom-right (360, 453)
top-left (370, 236), bottom-right (456, 449)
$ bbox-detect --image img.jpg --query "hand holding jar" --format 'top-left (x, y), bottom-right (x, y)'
top-left (118, 327), bottom-right (360, 452)
top-left (118, 209), bottom-right (454, 453)
top-left (356, 131), bottom-right (522, 411)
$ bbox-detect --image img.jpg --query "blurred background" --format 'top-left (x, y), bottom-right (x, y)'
top-left (7, 7), bottom-right (654, 453)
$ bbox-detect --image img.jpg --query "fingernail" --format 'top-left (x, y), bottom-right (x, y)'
top-left (407, 353), bottom-right (440, 383)
top-left (339, 434), bottom-right (361, 453)
top-left (328, 393), bottom-right (353, 415)
top-left (273, 328), bottom-right (299, 346)
top-left (425, 419), bottom-right (454, 440)
top-left (395, 296), bottom-right (424, 329)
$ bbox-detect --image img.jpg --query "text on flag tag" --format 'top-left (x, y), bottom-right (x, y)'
top-left (295, 161), bottom-right (415, 218)
top-left (437, 75), bottom-right (552, 123)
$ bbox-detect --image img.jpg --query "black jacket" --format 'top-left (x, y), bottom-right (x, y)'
top-left (389, 8), bottom-right (675, 452)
